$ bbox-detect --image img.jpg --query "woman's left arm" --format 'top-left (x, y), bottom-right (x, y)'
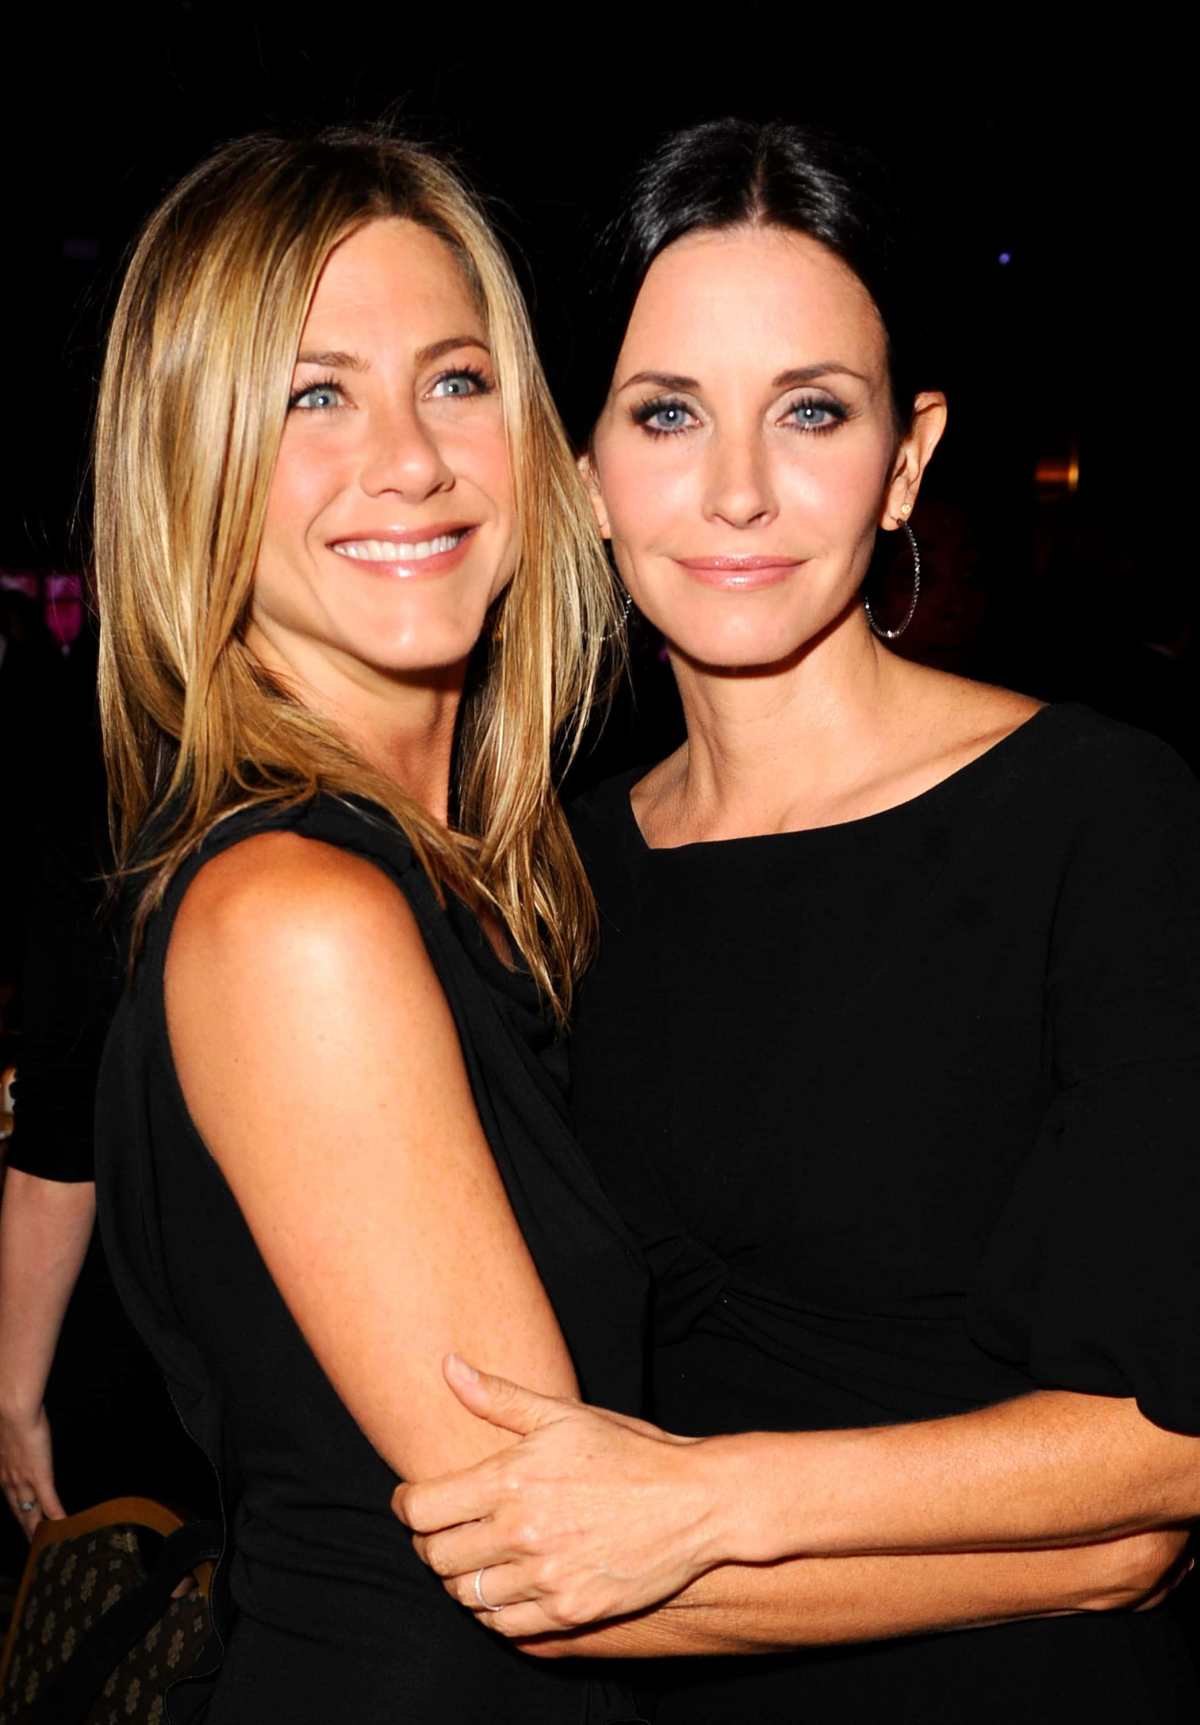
top-left (396, 1361), bottom-right (1200, 1635)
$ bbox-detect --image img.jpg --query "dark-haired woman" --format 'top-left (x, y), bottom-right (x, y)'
top-left (398, 120), bottom-right (1200, 1720)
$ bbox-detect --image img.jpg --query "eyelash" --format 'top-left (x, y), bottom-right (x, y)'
top-left (429, 364), bottom-right (493, 400)
top-left (288, 375), bottom-right (343, 412)
top-left (286, 364), bottom-right (494, 413)
top-left (631, 393), bottom-right (849, 439)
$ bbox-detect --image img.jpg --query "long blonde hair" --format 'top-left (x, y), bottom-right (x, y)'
top-left (94, 128), bottom-right (619, 1016)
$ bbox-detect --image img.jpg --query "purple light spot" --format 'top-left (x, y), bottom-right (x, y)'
top-left (997, 251), bottom-right (1012, 266)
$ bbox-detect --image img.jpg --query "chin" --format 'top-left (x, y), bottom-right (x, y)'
top-left (356, 627), bottom-right (486, 679)
top-left (656, 612), bottom-right (819, 676)
top-left (654, 583), bottom-right (861, 675)
top-left (342, 591), bottom-right (497, 674)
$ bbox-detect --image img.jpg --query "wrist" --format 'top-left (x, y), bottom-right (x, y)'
top-left (687, 1431), bottom-right (794, 1567)
top-left (0, 1390), bottom-right (44, 1426)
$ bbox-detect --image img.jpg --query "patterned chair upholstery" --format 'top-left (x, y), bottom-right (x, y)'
top-left (0, 1498), bottom-right (217, 1725)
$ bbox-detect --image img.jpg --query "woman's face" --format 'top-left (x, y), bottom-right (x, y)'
top-left (588, 225), bottom-right (944, 672)
top-left (254, 217), bottom-right (514, 683)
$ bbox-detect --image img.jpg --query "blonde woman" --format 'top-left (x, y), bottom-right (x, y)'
top-left (92, 130), bottom-right (646, 1724)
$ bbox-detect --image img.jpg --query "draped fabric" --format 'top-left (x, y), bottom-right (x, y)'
top-left (570, 704), bottom-right (1200, 1722)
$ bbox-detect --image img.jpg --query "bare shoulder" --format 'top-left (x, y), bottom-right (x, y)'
top-left (167, 828), bottom-right (432, 1011)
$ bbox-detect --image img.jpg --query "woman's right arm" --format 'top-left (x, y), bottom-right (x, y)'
top-left (0, 1170), bottom-right (93, 1534)
top-left (165, 830), bottom-right (581, 1481)
top-left (515, 1532), bottom-right (1189, 1657)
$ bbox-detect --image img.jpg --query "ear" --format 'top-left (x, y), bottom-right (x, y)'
top-left (577, 450), bottom-right (612, 539)
top-left (881, 391), bottom-right (948, 529)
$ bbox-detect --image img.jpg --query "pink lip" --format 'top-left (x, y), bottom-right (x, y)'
top-left (674, 554), bottom-right (800, 590)
top-left (329, 521), bottom-right (477, 547)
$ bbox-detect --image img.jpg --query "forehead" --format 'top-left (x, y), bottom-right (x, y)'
top-left (301, 217), bottom-right (483, 344)
top-left (621, 226), bottom-right (886, 376)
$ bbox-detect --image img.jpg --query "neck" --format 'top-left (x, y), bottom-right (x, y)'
top-left (245, 619), bottom-right (464, 824)
top-left (662, 606), bottom-right (917, 841)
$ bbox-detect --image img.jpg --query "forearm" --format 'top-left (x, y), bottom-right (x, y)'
top-left (701, 1391), bottom-right (1200, 1568)
top-left (524, 1536), bottom-right (1175, 1659)
top-left (0, 1171), bottom-right (95, 1417)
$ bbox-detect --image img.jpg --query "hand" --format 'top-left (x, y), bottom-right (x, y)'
top-left (1118, 1528), bottom-right (1195, 1613)
top-left (393, 1354), bottom-right (722, 1637)
top-left (0, 1402), bottom-right (65, 1540)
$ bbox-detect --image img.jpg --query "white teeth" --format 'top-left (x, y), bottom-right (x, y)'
top-left (333, 532), bottom-right (466, 563)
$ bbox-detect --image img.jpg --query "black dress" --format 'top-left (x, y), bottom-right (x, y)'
top-left (95, 795), bottom-right (649, 1725)
top-left (569, 703), bottom-right (1200, 1723)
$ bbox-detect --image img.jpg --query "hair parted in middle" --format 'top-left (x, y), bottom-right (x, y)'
top-left (94, 125), bottom-right (622, 1016)
top-left (570, 117), bottom-right (930, 446)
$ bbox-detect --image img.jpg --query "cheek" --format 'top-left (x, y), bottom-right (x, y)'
top-left (260, 437), bottom-right (339, 569)
top-left (776, 436), bottom-right (895, 544)
top-left (599, 441), bottom-right (684, 548)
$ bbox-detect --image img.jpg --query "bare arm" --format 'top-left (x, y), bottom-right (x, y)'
top-left (705, 1390), bottom-right (1200, 1563)
top-left (513, 1532), bottom-right (1188, 1659)
top-left (166, 832), bottom-right (579, 1484)
top-left (398, 1363), bottom-right (1198, 1641)
top-left (0, 1170), bottom-right (94, 1534)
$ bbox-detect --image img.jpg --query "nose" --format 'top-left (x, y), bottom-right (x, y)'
top-left (702, 428), bottom-right (777, 530)
top-left (359, 400), bottom-right (455, 501)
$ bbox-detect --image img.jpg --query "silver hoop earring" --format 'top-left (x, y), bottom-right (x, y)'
top-left (865, 520), bottom-right (921, 641)
top-left (621, 587), bottom-right (634, 622)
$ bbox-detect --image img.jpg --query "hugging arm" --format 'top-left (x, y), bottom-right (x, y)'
top-left (399, 734), bottom-right (1200, 1643)
top-left (166, 832), bottom-right (580, 1485)
top-left (396, 1363), bottom-right (1193, 1650)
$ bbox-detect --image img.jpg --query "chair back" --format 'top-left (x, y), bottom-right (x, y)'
top-left (0, 1497), bottom-right (218, 1725)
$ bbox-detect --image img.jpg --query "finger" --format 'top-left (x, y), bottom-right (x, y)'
top-left (442, 1354), bottom-right (571, 1437)
top-left (479, 1600), bottom-right (569, 1639)
top-left (393, 1469), bottom-right (498, 1535)
top-left (30, 1469), bottom-right (65, 1521)
top-left (416, 1524), bottom-right (521, 1580)
top-left (443, 1560), bottom-right (533, 1612)
top-left (1136, 1553), bottom-right (1195, 1611)
top-left (6, 1486), bottom-right (36, 1526)
top-left (9, 1494), bottom-right (41, 1542)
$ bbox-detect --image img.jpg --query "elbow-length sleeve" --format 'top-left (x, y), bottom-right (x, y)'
top-left (969, 726), bottom-right (1200, 1434)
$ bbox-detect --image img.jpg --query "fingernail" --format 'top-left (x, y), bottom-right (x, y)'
top-left (448, 1353), bottom-right (479, 1382)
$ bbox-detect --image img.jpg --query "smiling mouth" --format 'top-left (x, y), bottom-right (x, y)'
top-left (332, 529), bottom-right (472, 563)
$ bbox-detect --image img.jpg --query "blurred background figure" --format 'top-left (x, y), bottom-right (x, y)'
top-left (0, 661), bottom-right (215, 1588)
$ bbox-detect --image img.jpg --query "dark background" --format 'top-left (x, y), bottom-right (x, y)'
top-left (0, 3), bottom-right (1195, 1634)
top-left (0, 17), bottom-right (1190, 719)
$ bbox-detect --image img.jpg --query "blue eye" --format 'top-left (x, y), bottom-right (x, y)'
top-left (632, 397), bottom-right (696, 437)
top-left (289, 379), bottom-right (343, 411)
top-left (787, 397), bottom-right (846, 433)
top-left (430, 367), bottom-right (492, 399)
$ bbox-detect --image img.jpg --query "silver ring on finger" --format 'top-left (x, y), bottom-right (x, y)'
top-left (16, 1498), bottom-right (37, 1513)
top-left (472, 1566), bottom-right (501, 1612)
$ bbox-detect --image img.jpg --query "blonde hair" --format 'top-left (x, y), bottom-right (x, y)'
top-left (95, 128), bottom-right (620, 1016)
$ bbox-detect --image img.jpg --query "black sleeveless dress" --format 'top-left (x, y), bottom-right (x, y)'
top-left (569, 704), bottom-right (1200, 1722)
top-left (95, 795), bottom-right (649, 1724)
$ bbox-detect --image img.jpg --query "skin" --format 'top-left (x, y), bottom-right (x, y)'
top-left (0, 1170), bottom-right (92, 1536)
top-left (167, 218), bottom-right (582, 1497)
top-left (247, 218), bottom-right (516, 815)
top-left (393, 225), bottom-right (1195, 1652)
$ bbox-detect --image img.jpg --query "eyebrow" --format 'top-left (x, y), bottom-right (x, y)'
top-left (294, 335), bottom-right (490, 372)
top-left (617, 361), bottom-right (869, 393)
top-left (296, 349), bottom-right (368, 372)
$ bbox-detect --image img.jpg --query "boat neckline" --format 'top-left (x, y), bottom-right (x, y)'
top-left (620, 701), bottom-right (1063, 856)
